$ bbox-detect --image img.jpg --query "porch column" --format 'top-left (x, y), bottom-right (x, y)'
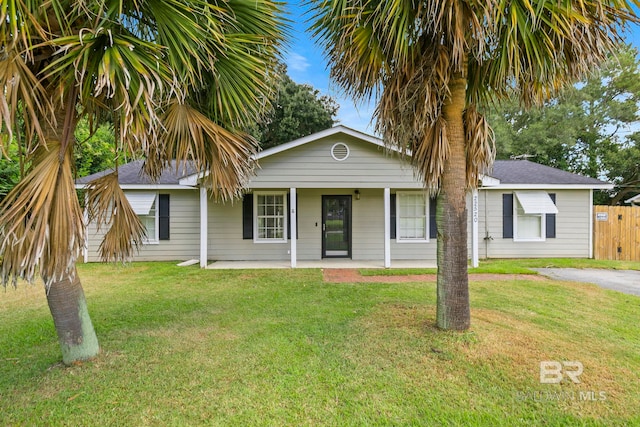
top-left (589, 190), bottom-right (594, 259)
top-left (384, 188), bottom-right (391, 268)
top-left (199, 186), bottom-right (208, 268)
top-left (290, 187), bottom-right (297, 268)
top-left (471, 189), bottom-right (479, 268)
top-left (83, 192), bottom-right (89, 263)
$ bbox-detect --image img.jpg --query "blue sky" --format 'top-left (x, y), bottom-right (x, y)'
top-left (282, 2), bottom-right (640, 135)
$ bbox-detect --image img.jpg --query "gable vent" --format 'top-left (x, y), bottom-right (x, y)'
top-left (331, 143), bottom-right (350, 161)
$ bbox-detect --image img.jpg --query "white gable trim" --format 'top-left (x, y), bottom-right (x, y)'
top-left (75, 184), bottom-right (194, 190)
top-left (254, 125), bottom-right (386, 160)
top-left (480, 175), bottom-right (501, 187)
top-left (119, 185), bottom-right (194, 190)
top-left (625, 194), bottom-right (640, 205)
top-left (488, 183), bottom-right (613, 190)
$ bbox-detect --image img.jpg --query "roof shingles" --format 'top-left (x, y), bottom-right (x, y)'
top-left (489, 160), bottom-right (608, 186)
top-left (76, 160), bottom-right (196, 186)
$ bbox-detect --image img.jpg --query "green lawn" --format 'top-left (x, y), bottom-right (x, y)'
top-left (1, 262), bottom-right (639, 426)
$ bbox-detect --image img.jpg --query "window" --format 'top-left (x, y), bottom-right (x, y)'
top-left (396, 191), bottom-right (428, 241)
top-left (141, 202), bottom-right (158, 243)
top-left (513, 191), bottom-right (558, 241)
top-left (254, 192), bottom-right (287, 242)
top-left (124, 192), bottom-right (170, 244)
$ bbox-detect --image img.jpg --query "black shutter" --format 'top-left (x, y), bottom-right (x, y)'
top-left (429, 196), bottom-right (437, 239)
top-left (546, 193), bottom-right (556, 238)
top-left (390, 194), bottom-right (396, 239)
top-left (242, 193), bottom-right (253, 239)
top-left (158, 194), bottom-right (170, 240)
top-left (503, 193), bottom-right (513, 238)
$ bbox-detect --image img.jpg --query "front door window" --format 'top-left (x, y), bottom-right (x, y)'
top-left (322, 195), bottom-right (351, 258)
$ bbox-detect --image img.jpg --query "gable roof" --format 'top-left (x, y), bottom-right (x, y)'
top-left (75, 127), bottom-right (611, 190)
top-left (489, 160), bottom-right (610, 188)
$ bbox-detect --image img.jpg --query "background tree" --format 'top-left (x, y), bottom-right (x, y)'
top-left (604, 132), bottom-right (640, 204)
top-left (74, 119), bottom-right (116, 177)
top-left (311, 0), bottom-right (638, 330)
top-left (0, 0), bottom-right (285, 365)
top-left (487, 44), bottom-right (640, 203)
top-left (0, 140), bottom-right (20, 201)
top-left (1, 118), bottom-right (115, 202)
top-left (252, 63), bottom-right (338, 149)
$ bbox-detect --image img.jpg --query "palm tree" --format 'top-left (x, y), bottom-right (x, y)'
top-left (0, 0), bottom-right (285, 364)
top-left (310, 0), bottom-right (638, 330)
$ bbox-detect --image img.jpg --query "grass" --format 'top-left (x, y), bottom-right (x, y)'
top-left (360, 257), bottom-right (640, 276)
top-left (1, 262), bottom-right (640, 426)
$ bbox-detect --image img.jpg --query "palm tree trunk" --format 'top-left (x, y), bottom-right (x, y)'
top-left (41, 88), bottom-right (99, 365)
top-left (45, 268), bottom-right (100, 365)
top-left (436, 69), bottom-right (470, 330)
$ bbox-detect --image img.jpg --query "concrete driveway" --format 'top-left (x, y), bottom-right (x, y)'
top-left (533, 268), bottom-right (640, 296)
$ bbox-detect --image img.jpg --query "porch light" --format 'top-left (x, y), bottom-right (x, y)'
top-left (355, 189), bottom-right (360, 200)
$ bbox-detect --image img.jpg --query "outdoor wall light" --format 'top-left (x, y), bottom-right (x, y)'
top-left (355, 189), bottom-right (360, 200)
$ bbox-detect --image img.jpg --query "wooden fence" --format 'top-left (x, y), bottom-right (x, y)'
top-left (593, 206), bottom-right (640, 261)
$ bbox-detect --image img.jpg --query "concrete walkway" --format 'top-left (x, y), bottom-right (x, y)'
top-left (205, 260), bottom-right (438, 269)
top-left (533, 268), bottom-right (640, 296)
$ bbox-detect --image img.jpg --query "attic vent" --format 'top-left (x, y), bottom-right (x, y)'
top-left (331, 143), bottom-right (350, 161)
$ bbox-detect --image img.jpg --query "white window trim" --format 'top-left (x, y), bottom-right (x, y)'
top-left (140, 192), bottom-right (159, 245)
top-left (396, 191), bottom-right (429, 243)
top-left (253, 191), bottom-right (288, 243)
top-left (513, 196), bottom-right (546, 242)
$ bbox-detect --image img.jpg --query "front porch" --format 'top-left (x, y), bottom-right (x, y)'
top-left (200, 186), bottom-right (482, 269)
top-left (204, 259), bottom-right (438, 270)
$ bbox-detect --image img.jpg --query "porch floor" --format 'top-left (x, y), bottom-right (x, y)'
top-left (205, 260), bottom-right (437, 270)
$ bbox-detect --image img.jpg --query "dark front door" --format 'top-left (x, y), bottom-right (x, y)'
top-left (322, 195), bottom-right (351, 258)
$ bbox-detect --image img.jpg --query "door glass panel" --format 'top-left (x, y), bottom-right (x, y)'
top-left (323, 196), bottom-right (350, 257)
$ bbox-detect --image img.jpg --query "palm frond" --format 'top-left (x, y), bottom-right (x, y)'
top-left (464, 106), bottom-right (495, 188)
top-left (473, 0), bottom-right (639, 108)
top-left (1, 0), bottom-right (286, 277)
top-left (195, 0), bottom-right (286, 128)
top-left (85, 171), bottom-right (146, 263)
top-left (310, 0), bottom-right (639, 191)
top-left (43, 28), bottom-right (172, 154)
top-left (0, 141), bottom-right (83, 288)
top-left (156, 101), bottom-right (257, 200)
top-left (0, 48), bottom-right (52, 150)
top-left (0, 0), bottom-right (49, 55)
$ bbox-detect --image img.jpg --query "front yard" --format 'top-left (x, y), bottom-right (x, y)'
top-left (1, 262), bottom-right (639, 425)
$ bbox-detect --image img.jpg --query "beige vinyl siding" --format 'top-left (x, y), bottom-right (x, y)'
top-left (250, 135), bottom-right (422, 189)
top-left (208, 188), bottom-right (437, 262)
top-left (84, 189), bottom-right (200, 262)
top-left (351, 189), bottom-right (385, 260)
top-left (207, 196), bottom-right (289, 261)
top-left (479, 189), bottom-right (592, 258)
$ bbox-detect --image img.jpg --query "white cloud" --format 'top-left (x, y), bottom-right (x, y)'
top-left (334, 95), bottom-right (377, 135)
top-left (285, 52), bottom-right (310, 73)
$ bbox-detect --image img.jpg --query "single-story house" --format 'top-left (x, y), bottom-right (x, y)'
top-left (76, 126), bottom-right (612, 268)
